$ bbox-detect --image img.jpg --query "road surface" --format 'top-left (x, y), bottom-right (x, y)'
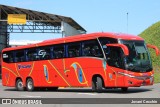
top-left (0, 80), bottom-right (159, 107)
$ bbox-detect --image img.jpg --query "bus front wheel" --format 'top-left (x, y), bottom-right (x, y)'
top-left (92, 76), bottom-right (103, 93)
top-left (96, 77), bottom-right (103, 93)
top-left (26, 78), bottom-right (34, 91)
top-left (92, 78), bottom-right (96, 92)
top-left (16, 79), bottom-right (24, 91)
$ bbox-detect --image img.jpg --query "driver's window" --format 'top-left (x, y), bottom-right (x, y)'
top-left (107, 47), bottom-right (124, 69)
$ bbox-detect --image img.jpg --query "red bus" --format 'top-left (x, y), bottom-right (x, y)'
top-left (1, 32), bottom-right (159, 92)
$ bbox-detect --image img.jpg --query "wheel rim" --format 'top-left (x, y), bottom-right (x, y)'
top-left (27, 81), bottom-right (33, 90)
top-left (96, 82), bottom-right (98, 90)
top-left (18, 81), bottom-right (23, 88)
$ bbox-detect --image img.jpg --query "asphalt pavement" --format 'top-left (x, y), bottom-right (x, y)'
top-left (0, 79), bottom-right (160, 107)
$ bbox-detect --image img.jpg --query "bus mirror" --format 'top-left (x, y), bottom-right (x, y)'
top-left (106, 44), bottom-right (129, 56)
top-left (147, 44), bottom-right (159, 56)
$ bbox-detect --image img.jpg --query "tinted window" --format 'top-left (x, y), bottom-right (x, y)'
top-left (107, 47), bottom-right (124, 69)
top-left (99, 37), bottom-right (117, 46)
top-left (67, 43), bottom-right (81, 58)
top-left (38, 47), bottom-right (51, 60)
top-left (26, 48), bottom-right (38, 61)
top-left (53, 45), bottom-right (65, 59)
top-left (120, 40), bottom-right (152, 72)
top-left (2, 51), bottom-right (14, 63)
top-left (82, 40), bottom-right (103, 58)
top-left (15, 50), bottom-right (25, 62)
top-left (99, 37), bottom-right (118, 56)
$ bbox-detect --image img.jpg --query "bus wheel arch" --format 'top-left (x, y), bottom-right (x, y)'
top-left (92, 74), bottom-right (105, 93)
top-left (26, 77), bottom-right (34, 91)
top-left (15, 77), bottom-right (24, 91)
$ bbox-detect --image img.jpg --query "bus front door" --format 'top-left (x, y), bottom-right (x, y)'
top-left (106, 47), bottom-right (126, 87)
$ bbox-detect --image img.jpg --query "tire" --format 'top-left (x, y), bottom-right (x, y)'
top-left (92, 78), bottom-right (96, 92)
top-left (16, 79), bottom-right (24, 91)
top-left (121, 87), bottom-right (128, 92)
top-left (96, 77), bottom-right (103, 93)
top-left (26, 78), bottom-right (34, 91)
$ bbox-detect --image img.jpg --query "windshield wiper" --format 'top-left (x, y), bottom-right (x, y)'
top-left (133, 43), bottom-right (139, 58)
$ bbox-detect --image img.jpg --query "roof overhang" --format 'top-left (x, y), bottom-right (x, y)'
top-left (0, 5), bottom-right (86, 33)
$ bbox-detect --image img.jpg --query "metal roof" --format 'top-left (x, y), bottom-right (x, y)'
top-left (0, 5), bottom-right (86, 32)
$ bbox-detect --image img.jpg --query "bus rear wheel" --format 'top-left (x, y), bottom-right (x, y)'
top-left (26, 78), bottom-right (34, 91)
top-left (16, 79), bottom-right (24, 91)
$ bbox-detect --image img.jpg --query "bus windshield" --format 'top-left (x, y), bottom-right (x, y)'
top-left (120, 40), bottom-right (152, 72)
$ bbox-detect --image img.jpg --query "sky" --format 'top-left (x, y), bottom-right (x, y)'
top-left (1, 0), bottom-right (160, 41)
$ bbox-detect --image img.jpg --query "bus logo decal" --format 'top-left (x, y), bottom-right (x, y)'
top-left (38, 50), bottom-right (46, 57)
top-left (18, 64), bottom-right (31, 70)
top-left (43, 65), bottom-right (52, 84)
top-left (3, 54), bottom-right (8, 58)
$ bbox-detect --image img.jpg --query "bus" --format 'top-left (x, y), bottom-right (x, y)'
top-left (1, 32), bottom-right (159, 92)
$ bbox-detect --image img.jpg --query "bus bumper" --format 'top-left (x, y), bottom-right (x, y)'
top-left (125, 76), bottom-right (154, 87)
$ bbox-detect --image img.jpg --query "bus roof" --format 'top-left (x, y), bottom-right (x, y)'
top-left (2, 32), bottom-right (144, 52)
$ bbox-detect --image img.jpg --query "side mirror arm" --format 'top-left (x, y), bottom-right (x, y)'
top-left (106, 44), bottom-right (129, 56)
top-left (147, 44), bottom-right (159, 56)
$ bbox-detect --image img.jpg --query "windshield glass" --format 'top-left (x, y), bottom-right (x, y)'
top-left (120, 40), bottom-right (152, 72)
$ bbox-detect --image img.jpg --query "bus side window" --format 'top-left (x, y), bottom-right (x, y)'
top-left (15, 50), bottom-right (25, 62)
top-left (38, 47), bottom-right (51, 60)
top-left (82, 40), bottom-right (103, 58)
top-left (98, 37), bottom-right (118, 55)
top-left (26, 49), bottom-right (38, 61)
top-left (67, 42), bottom-right (81, 58)
top-left (107, 47), bottom-right (124, 69)
top-left (53, 45), bottom-right (64, 59)
top-left (2, 51), bottom-right (14, 63)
